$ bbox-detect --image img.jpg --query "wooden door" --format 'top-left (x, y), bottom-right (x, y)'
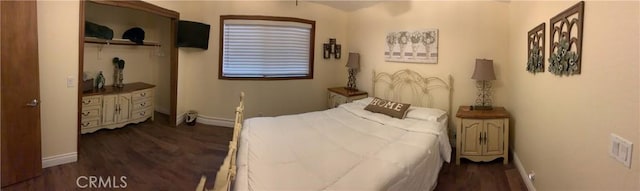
top-left (117, 93), bottom-right (131, 122)
top-left (102, 95), bottom-right (117, 125)
top-left (460, 119), bottom-right (482, 156)
top-left (0, 1), bottom-right (42, 187)
top-left (483, 119), bottom-right (504, 155)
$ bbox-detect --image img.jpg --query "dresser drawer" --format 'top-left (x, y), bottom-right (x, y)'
top-left (82, 95), bottom-right (102, 107)
top-left (80, 118), bottom-right (100, 129)
top-left (132, 99), bottom-right (153, 111)
top-left (131, 88), bottom-right (154, 101)
top-left (132, 108), bottom-right (153, 120)
top-left (328, 92), bottom-right (347, 108)
top-left (81, 106), bottom-right (101, 119)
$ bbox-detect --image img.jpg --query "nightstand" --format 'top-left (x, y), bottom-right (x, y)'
top-left (327, 87), bottom-right (368, 109)
top-left (455, 106), bottom-right (510, 165)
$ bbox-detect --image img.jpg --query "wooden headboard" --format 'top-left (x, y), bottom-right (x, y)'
top-left (372, 69), bottom-right (452, 114)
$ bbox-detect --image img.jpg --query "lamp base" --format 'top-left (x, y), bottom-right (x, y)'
top-left (471, 105), bottom-right (493, 110)
top-left (347, 68), bottom-right (357, 90)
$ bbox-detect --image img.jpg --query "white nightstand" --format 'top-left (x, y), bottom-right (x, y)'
top-left (455, 106), bottom-right (510, 165)
top-left (327, 87), bottom-right (368, 109)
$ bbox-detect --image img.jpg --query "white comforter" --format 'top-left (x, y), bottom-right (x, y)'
top-left (234, 102), bottom-right (451, 191)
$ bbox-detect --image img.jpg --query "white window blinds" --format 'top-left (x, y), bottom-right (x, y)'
top-left (221, 19), bottom-right (313, 78)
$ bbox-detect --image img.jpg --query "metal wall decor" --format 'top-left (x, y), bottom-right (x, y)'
top-left (527, 23), bottom-right (545, 73)
top-left (548, 1), bottom-right (584, 76)
top-left (323, 38), bottom-right (341, 59)
top-left (385, 29), bottom-right (438, 64)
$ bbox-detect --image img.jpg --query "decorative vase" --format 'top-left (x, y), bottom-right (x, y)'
top-left (96, 71), bottom-right (105, 89)
top-left (113, 67), bottom-right (119, 87)
top-left (112, 57), bottom-right (125, 88)
top-left (117, 69), bottom-right (124, 88)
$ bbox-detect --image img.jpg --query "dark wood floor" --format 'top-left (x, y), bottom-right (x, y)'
top-left (3, 113), bottom-right (526, 190)
top-left (3, 113), bottom-right (232, 191)
top-left (436, 157), bottom-right (527, 191)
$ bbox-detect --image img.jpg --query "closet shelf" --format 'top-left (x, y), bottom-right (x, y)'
top-left (84, 37), bottom-right (160, 47)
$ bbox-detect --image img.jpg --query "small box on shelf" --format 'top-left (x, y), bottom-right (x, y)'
top-left (82, 79), bottom-right (94, 92)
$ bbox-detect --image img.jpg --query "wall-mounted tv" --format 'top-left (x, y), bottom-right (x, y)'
top-left (177, 20), bottom-right (210, 50)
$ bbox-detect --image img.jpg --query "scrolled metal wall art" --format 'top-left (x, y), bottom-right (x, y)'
top-left (548, 1), bottom-right (584, 76)
top-left (527, 23), bottom-right (545, 73)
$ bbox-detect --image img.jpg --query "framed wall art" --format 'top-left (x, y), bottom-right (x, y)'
top-left (527, 23), bottom-right (545, 73)
top-left (548, 1), bottom-right (584, 76)
top-left (385, 29), bottom-right (438, 64)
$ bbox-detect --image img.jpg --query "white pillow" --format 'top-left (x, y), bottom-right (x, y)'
top-left (406, 106), bottom-right (447, 122)
top-left (352, 97), bottom-right (374, 106)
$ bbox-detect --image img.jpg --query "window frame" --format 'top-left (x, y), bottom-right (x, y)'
top-left (218, 15), bottom-right (316, 80)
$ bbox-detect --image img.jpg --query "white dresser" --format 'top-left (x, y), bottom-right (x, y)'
top-left (81, 82), bottom-right (155, 134)
top-left (455, 106), bottom-right (510, 165)
top-left (327, 87), bottom-right (368, 109)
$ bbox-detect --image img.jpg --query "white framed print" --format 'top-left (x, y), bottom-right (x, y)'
top-left (385, 29), bottom-right (438, 64)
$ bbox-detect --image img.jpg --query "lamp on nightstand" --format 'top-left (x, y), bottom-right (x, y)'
top-left (471, 58), bottom-right (496, 110)
top-left (345, 52), bottom-right (360, 90)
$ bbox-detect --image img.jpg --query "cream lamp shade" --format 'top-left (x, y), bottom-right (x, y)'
top-left (346, 53), bottom-right (360, 69)
top-left (472, 59), bottom-right (496, 80)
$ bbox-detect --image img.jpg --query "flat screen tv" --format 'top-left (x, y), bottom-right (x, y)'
top-left (177, 20), bottom-right (210, 50)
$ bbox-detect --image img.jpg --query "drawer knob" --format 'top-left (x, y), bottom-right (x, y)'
top-left (82, 100), bottom-right (91, 105)
top-left (140, 111), bottom-right (145, 116)
top-left (81, 122), bottom-right (90, 127)
top-left (140, 93), bottom-right (146, 97)
top-left (140, 103), bottom-right (146, 107)
top-left (82, 111), bottom-right (90, 116)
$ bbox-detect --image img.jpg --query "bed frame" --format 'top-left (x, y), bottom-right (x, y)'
top-left (372, 69), bottom-right (452, 113)
top-left (197, 69), bottom-right (452, 191)
top-left (196, 92), bottom-right (244, 191)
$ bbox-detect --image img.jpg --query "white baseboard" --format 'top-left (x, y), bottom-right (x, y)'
top-left (176, 112), bottom-right (234, 128)
top-left (196, 115), bottom-right (234, 128)
top-left (513, 151), bottom-right (536, 191)
top-left (155, 106), bottom-right (170, 115)
top-left (42, 152), bottom-right (77, 168)
top-left (177, 112), bottom-right (185, 126)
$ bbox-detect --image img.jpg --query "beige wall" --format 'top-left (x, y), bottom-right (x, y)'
top-left (154, 17), bottom-right (172, 114)
top-left (151, 1), bottom-right (349, 120)
top-left (507, 1), bottom-right (639, 190)
top-left (346, 1), bottom-right (509, 135)
top-left (33, 2), bottom-right (640, 190)
top-left (145, 1), bottom-right (199, 123)
top-left (37, 1), bottom-right (79, 158)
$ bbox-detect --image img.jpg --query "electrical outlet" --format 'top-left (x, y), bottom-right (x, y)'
top-left (610, 133), bottom-right (633, 168)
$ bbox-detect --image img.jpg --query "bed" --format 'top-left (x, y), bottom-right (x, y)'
top-left (198, 69), bottom-right (452, 191)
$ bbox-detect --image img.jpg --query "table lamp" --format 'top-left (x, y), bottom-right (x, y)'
top-left (346, 53), bottom-right (360, 90)
top-left (471, 59), bottom-right (496, 110)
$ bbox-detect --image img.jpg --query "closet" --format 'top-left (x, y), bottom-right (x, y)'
top-left (78, 1), bottom-right (178, 135)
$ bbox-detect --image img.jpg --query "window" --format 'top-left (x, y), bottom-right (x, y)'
top-left (219, 15), bottom-right (316, 79)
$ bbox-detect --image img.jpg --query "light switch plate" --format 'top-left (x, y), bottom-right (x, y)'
top-left (610, 133), bottom-right (633, 168)
top-left (66, 76), bottom-right (75, 87)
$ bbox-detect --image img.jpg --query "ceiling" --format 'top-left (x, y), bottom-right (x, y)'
top-left (306, 0), bottom-right (383, 12)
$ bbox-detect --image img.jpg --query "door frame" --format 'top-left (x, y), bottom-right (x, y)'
top-left (77, 0), bottom-right (180, 151)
